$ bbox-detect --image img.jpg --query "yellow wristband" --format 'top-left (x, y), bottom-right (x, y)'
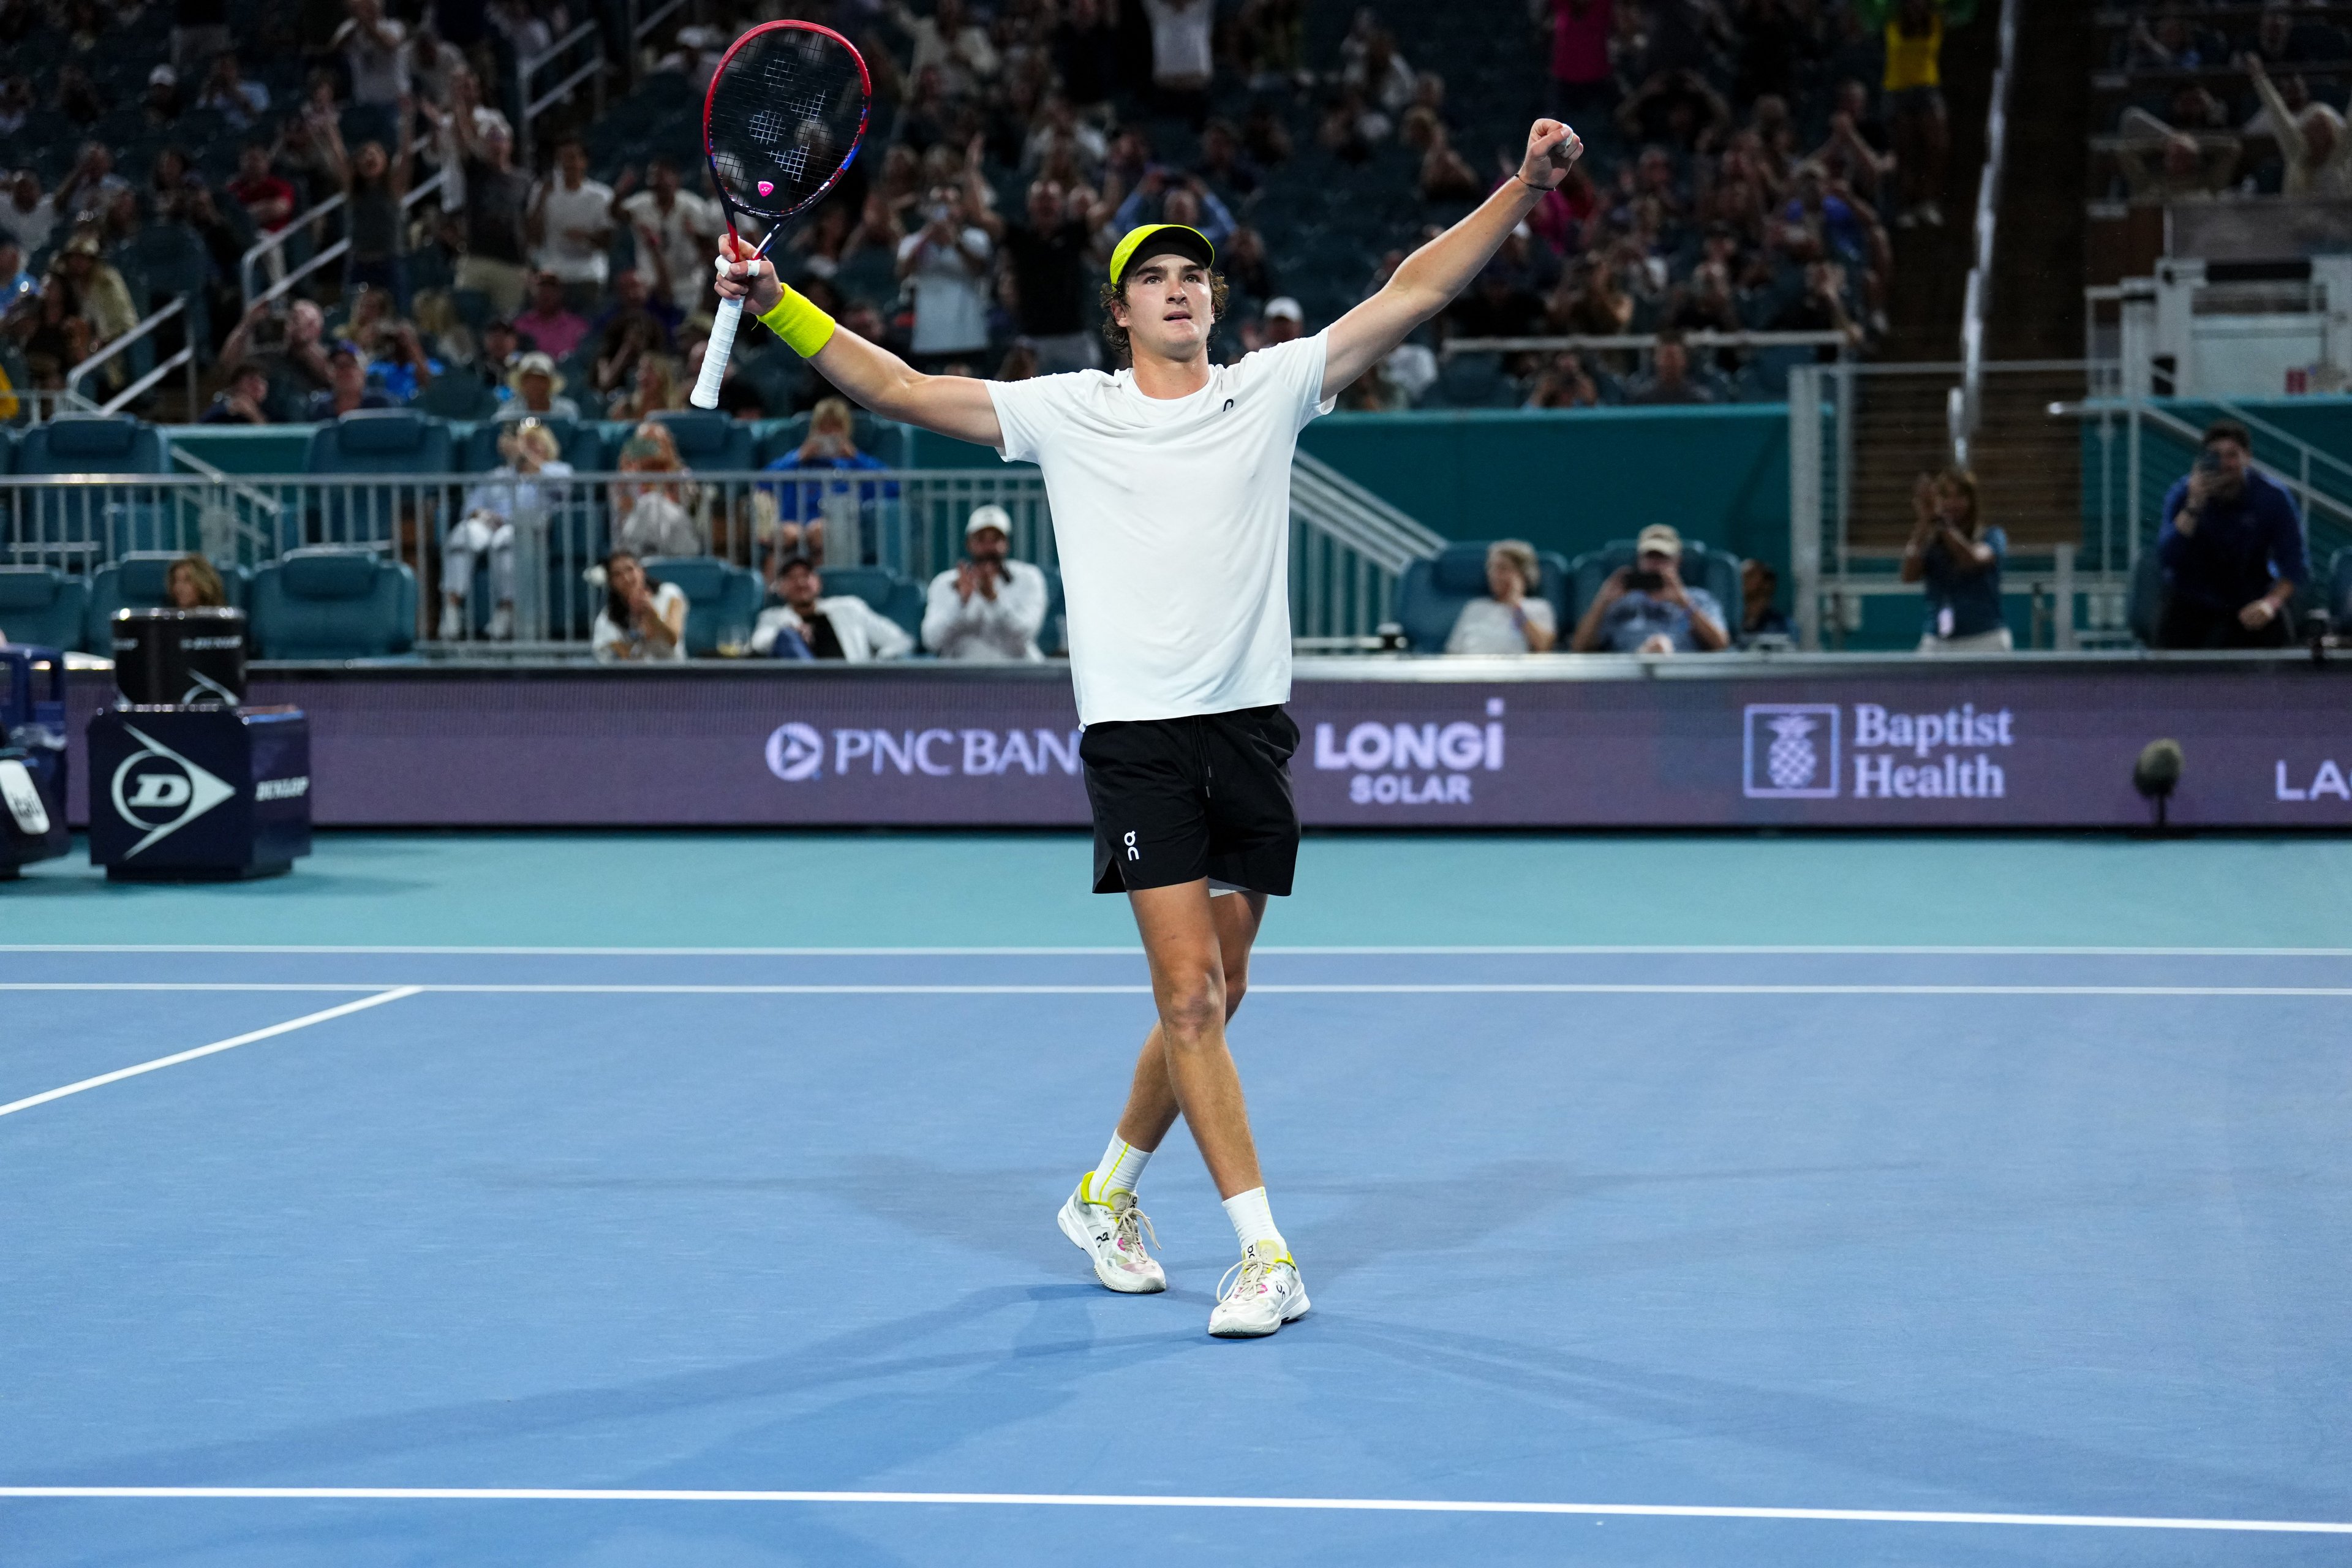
top-left (756, 284), bottom-right (837, 359)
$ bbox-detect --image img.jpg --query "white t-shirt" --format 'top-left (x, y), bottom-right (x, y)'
top-left (898, 227), bottom-right (993, 355)
top-left (620, 189), bottom-right (723, 312)
top-left (987, 332), bottom-right (1334, 726)
top-left (1445, 595), bottom-right (1555, 654)
top-left (534, 177), bottom-right (615, 284)
top-left (1142, 0), bottom-right (1215, 84)
top-left (334, 17), bottom-right (411, 105)
top-left (592, 580), bottom-right (688, 662)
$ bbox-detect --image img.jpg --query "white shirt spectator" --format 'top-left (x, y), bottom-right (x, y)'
top-left (620, 187), bottom-right (725, 312)
top-left (1142, 0), bottom-right (1214, 86)
top-left (0, 190), bottom-right (57, 254)
top-left (922, 558), bottom-right (1049, 660)
top-left (333, 13), bottom-right (411, 105)
top-left (535, 175), bottom-right (616, 285)
top-left (888, 2), bottom-right (1000, 93)
top-left (592, 581), bottom-right (688, 662)
top-left (752, 597), bottom-right (915, 660)
top-left (616, 491), bottom-right (701, 557)
top-left (1445, 595), bottom-right (1555, 654)
top-left (898, 225), bottom-right (993, 355)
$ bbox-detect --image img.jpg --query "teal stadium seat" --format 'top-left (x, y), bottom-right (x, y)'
top-left (0, 566), bottom-right (92, 650)
top-left (248, 548), bottom-right (418, 658)
top-left (454, 418), bottom-right (608, 639)
top-left (818, 565), bottom-right (925, 640)
top-left (646, 409), bottom-right (755, 472)
top-left (302, 410), bottom-right (456, 546)
top-left (758, 412), bottom-right (913, 468)
top-left (86, 552), bottom-right (252, 649)
top-left (12, 415), bottom-right (170, 565)
top-left (641, 555), bottom-right (759, 655)
top-left (1394, 543), bottom-right (1572, 653)
top-left (1567, 539), bottom-right (1746, 638)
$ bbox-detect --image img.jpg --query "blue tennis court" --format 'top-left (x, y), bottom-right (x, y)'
top-left (4, 833), bottom-right (2350, 1566)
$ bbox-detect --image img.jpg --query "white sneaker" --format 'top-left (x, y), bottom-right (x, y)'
top-left (486, 604), bottom-right (514, 641)
top-left (1057, 1175), bottom-right (1166, 1294)
top-left (1208, 1239), bottom-right (1310, 1338)
top-left (436, 599), bottom-right (465, 640)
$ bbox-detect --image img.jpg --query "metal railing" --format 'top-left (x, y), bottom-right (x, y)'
top-left (518, 18), bottom-right (607, 168)
top-left (624, 0), bottom-right (693, 78)
top-left (64, 298), bottom-right (198, 418)
top-left (1444, 330), bottom-right (1852, 360)
top-left (239, 172), bottom-right (449, 310)
top-left (1953, 0), bottom-right (2021, 466)
top-left (0, 458), bottom-right (1441, 650)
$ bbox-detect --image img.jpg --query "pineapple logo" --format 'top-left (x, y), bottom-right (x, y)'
top-left (1743, 704), bottom-right (1840, 798)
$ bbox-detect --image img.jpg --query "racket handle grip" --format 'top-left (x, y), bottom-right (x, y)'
top-left (690, 295), bottom-right (744, 410)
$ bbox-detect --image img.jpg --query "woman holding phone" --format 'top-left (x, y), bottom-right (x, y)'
top-left (1901, 466), bottom-right (2008, 653)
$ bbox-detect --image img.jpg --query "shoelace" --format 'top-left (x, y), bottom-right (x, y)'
top-left (1111, 1198), bottom-right (1158, 1259)
top-left (1216, 1252), bottom-right (1278, 1304)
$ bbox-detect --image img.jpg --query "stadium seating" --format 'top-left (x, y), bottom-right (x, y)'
top-left (86, 552), bottom-right (252, 650)
top-left (644, 410), bottom-right (755, 473)
top-left (1394, 542), bottom-right (1572, 654)
top-left (2127, 552), bottom-right (2166, 648)
top-left (641, 556), bottom-right (760, 655)
top-left (247, 548), bottom-right (418, 659)
top-left (454, 419), bottom-right (605, 475)
top-left (0, 566), bottom-right (91, 651)
top-left (819, 566), bottom-right (926, 641)
top-left (758, 412), bottom-right (914, 470)
top-left (302, 410), bottom-right (457, 549)
top-left (1567, 541), bottom-right (1746, 638)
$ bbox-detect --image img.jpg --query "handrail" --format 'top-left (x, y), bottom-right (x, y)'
top-left (517, 18), bottom-right (606, 167)
top-left (1295, 451), bottom-right (1446, 556)
top-left (2051, 396), bottom-right (2352, 537)
top-left (240, 172), bottom-right (448, 311)
top-left (239, 190), bottom-right (345, 306)
top-left (63, 297), bottom-right (197, 415)
top-left (164, 441), bottom-right (284, 559)
top-left (1952, 0), bottom-right (2021, 469)
top-left (626, 0), bottom-right (691, 64)
top-left (1443, 330), bottom-right (1849, 359)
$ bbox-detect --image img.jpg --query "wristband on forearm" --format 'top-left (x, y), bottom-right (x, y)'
top-left (756, 284), bottom-right (838, 358)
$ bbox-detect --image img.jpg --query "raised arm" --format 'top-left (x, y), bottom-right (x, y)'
top-left (1323, 119), bottom-right (1582, 393)
top-left (714, 232), bottom-right (1003, 448)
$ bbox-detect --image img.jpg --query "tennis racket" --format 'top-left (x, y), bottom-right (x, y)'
top-left (688, 20), bottom-right (872, 410)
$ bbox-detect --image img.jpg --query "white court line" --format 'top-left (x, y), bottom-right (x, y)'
top-left (0, 988), bottom-right (420, 1120)
top-left (1, 1487), bottom-right (2346, 1534)
top-left (3, 944), bottom-right (2351, 958)
top-left (6, 982), bottom-right (2352, 998)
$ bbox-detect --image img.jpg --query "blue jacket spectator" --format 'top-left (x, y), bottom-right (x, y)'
top-left (759, 396), bottom-right (898, 578)
top-left (304, 344), bottom-right (396, 419)
top-left (1571, 523), bottom-right (1730, 653)
top-left (2155, 420), bottom-right (2307, 648)
top-left (1901, 467), bottom-right (2010, 652)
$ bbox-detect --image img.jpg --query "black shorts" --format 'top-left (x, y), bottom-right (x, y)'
top-left (1081, 705), bottom-right (1302, 897)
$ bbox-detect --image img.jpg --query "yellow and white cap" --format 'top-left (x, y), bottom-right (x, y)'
top-left (1108, 222), bottom-right (1216, 287)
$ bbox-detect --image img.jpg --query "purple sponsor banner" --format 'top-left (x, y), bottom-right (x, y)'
top-left (56, 660), bottom-right (2352, 829)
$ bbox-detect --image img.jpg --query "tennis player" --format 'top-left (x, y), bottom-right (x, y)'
top-left (715, 118), bottom-right (1583, 1338)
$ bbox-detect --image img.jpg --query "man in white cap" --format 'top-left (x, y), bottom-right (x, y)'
top-left (1569, 522), bottom-right (1729, 654)
top-left (496, 350), bottom-right (579, 421)
top-left (922, 503), bottom-right (1049, 661)
top-left (714, 115), bottom-right (1585, 1339)
top-left (1259, 295), bottom-right (1304, 345)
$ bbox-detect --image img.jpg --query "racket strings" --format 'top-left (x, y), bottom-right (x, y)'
top-left (706, 28), bottom-right (868, 219)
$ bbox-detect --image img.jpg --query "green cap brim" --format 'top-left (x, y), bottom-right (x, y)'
top-left (1109, 224), bottom-right (1216, 287)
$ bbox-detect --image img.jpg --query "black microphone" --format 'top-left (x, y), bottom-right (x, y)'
top-left (2133, 738), bottom-right (2183, 831)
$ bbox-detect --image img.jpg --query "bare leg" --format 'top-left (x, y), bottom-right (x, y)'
top-left (1114, 883), bottom-right (1268, 1199)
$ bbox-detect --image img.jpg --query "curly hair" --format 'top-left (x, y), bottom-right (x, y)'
top-left (1098, 270), bottom-right (1232, 364)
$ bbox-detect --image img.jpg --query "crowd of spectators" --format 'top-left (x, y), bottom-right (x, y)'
top-left (2101, 4), bottom-right (2352, 201)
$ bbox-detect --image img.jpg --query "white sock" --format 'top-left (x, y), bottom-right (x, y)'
top-left (1087, 1134), bottom-right (1152, 1202)
top-left (1221, 1186), bottom-right (1284, 1254)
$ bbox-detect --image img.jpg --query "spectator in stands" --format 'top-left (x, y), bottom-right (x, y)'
top-left (1739, 559), bottom-right (1792, 644)
top-left (55, 144), bottom-right (129, 225)
top-left (1861, 0), bottom-right (1970, 227)
top-left (1772, 259), bottom-right (1866, 356)
top-left (0, 239), bottom-right (29, 306)
top-left (1416, 122), bottom-right (1483, 202)
top-left (897, 183), bottom-right (992, 369)
top-left (166, 553), bottom-right (227, 609)
top-left (1052, 0), bottom-right (1120, 110)
top-left (619, 158), bottom-right (724, 320)
top-left (2155, 420), bottom-right (2307, 650)
top-left (968, 164), bottom-right (1098, 373)
top-left (442, 419), bottom-right (570, 641)
top-left (1446, 540), bottom-right (1558, 654)
top-left (1, 171), bottom-right (56, 255)
top-left (1195, 116), bottom-right (1262, 198)
top-left (2113, 111), bottom-right (2242, 202)
top-left (1814, 79), bottom-right (1895, 206)
top-left (47, 232), bottom-right (135, 357)
top-left (2246, 56), bottom-right (2352, 199)
top-left (306, 342), bottom-right (395, 418)
top-left (513, 271), bottom-right (589, 360)
top-left (143, 64), bottom-right (183, 127)
top-left (197, 53), bottom-right (270, 130)
top-left (198, 361), bottom-right (274, 424)
top-left (1572, 523), bottom-right (1729, 653)
top-left (368, 322), bottom-right (440, 404)
top-left (612, 433), bottom-right (701, 558)
top-left (891, 0), bottom-right (999, 95)
top-left (753, 556), bottom-right (914, 661)
top-left (1143, 0), bottom-right (1215, 124)
top-left (1546, 0), bottom-right (1616, 121)
top-left (334, 0), bottom-right (410, 115)
top-left (606, 353), bottom-right (684, 421)
top-left (530, 138), bottom-right (614, 304)
top-left (431, 99), bottom-right (531, 315)
top-left (760, 396), bottom-right (891, 571)
top-left (0, 77), bottom-right (27, 136)
top-left (1628, 328), bottom-right (1716, 404)
top-left (922, 503), bottom-right (1048, 661)
top-left (1901, 467), bottom-right (2008, 653)
top-left (497, 350), bottom-right (579, 420)
top-left (1617, 68), bottom-right (1731, 154)
top-left (592, 549), bottom-right (687, 662)
top-left (1524, 349), bottom-right (1603, 408)
top-left (227, 144), bottom-right (295, 243)
top-left (54, 63), bottom-right (105, 126)
top-left (322, 107), bottom-right (415, 307)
